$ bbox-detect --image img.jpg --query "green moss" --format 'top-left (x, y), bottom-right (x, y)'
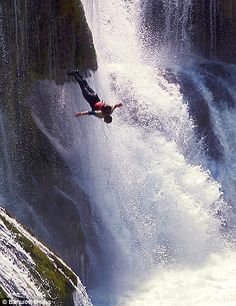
top-left (0, 287), bottom-right (9, 300)
top-left (31, 244), bottom-right (75, 302)
top-left (1, 215), bottom-right (77, 306)
top-left (52, 256), bottom-right (78, 286)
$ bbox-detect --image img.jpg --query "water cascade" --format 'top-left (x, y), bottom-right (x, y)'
top-left (1, 0), bottom-right (236, 305)
top-left (72, 0), bottom-right (236, 305)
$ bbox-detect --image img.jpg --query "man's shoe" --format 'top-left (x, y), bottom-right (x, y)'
top-left (68, 71), bottom-right (76, 76)
top-left (74, 69), bottom-right (82, 78)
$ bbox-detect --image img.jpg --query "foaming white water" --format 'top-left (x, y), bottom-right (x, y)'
top-left (79, 0), bottom-right (232, 300)
top-left (82, 0), bottom-right (196, 152)
top-left (182, 64), bottom-right (236, 220)
top-left (80, 122), bottom-right (224, 264)
top-left (0, 207), bottom-right (93, 306)
top-left (26, 0), bottom-right (235, 305)
top-left (0, 209), bottom-right (48, 302)
top-left (118, 250), bottom-right (236, 306)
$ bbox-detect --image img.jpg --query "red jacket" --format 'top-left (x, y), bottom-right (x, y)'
top-left (94, 101), bottom-right (106, 110)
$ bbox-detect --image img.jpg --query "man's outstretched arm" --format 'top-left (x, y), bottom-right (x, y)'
top-left (75, 111), bottom-right (96, 117)
top-left (111, 102), bottom-right (123, 113)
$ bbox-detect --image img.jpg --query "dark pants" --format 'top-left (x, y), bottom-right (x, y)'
top-left (74, 73), bottom-right (100, 111)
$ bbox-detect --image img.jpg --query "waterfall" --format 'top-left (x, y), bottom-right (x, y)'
top-left (140, 0), bottom-right (236, 63)
top-left (2, 0), bottom-right (234, 305)
top-left (72, 0), bottom-right (236, 305)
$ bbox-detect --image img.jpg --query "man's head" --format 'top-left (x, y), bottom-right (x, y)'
top-left (104, 115), bottom-right (112, 124)
top-left (102, 105), bottom-right (112, 115)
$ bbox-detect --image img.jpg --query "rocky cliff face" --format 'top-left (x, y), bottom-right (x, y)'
top-left (0, 0), bottom-right (97, 281)
top-left (141, 0), bottom-right (236, 63)
top-left (0, 207), bottom-right (93, 306)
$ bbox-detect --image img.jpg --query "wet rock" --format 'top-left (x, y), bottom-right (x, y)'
top-left (198, 62), bottom-right (235, 109)
top-left (0, 207), bottom-right (93, 306)
top-left (141, 0), bottom-right (236, 63)
top-left (199, 63), bottom-right (231, 79)
top-left (204, 76), bottom-right (235, 109)
top-left (161, 68), bottom-right (178, 84)
top-left (0, 0), bottom-right (97, 282)
top-left (176, 71), bottom-right (223, 160)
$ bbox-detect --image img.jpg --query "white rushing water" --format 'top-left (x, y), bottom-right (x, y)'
top-left (76, 0), bottom-right (236, 305)
top-left (0, 208), bottom-right (48, 303)
top-left (25, 0), bottom-right (236, 305)
top-left (0, 208), bottom-right (93, 306)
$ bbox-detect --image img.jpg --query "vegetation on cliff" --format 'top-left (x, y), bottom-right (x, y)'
top-left (0, 207), bottom-right (92, 306)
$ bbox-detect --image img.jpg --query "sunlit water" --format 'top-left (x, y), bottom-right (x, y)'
top-left (77, 1), bottom-right (236, 305)
top-left (25, 0), bottom-right (236, 305)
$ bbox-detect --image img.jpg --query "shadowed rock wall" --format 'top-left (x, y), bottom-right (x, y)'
top-left (141, 0), bottom-right (236, 63)
top-left (0, 0), bottom-right (97, 282)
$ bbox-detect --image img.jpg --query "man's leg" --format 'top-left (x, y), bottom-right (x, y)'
top-left (81, 87), bottom-right (100, 110)
top-left (70, 72), bottom-right (100, 110)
